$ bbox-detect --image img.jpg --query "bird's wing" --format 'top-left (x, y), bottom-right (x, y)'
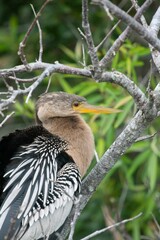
top-left (0, 127), bottom-right (81, 240)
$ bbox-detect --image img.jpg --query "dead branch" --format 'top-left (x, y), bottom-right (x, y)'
top-left (82, 0), bottom-right (100, 79)
top-left (0, 111), bottom-right (15, 128)
top-left (80, 212), bottom-right (142, 240)
top-left (17, 0), bottom-right (51, 66)
top-left (92, 0), bottom-right (155, 67)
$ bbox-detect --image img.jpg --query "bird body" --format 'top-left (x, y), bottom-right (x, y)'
top-left (0, 126), bottom-right (81, 240)
top-left (0, 92), bottom-right (119, 239)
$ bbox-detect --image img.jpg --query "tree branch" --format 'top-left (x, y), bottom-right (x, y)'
top-left (100, 71), bottom-right (148, 109)
top-left (99, 0), bottom-right (160, 50)
top-left (30, 4), bottom-right (43, 62)
top-left (92, 0), bottom-right (155, 68)
top-left (0, 62), bottom-right (91, 78)
top-left (0, 62), bottom-right (149, 113)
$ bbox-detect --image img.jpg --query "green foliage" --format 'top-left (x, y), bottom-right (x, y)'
top-left (14, 96), bottom-right (35, 119)
top-left (0, 2), bottom-right (160, 239)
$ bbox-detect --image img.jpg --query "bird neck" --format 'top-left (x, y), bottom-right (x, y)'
top-left (42, 115), bottom-right (95, 177)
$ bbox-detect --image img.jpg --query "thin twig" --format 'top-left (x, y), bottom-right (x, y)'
top-left (82, 0), bottom-right (100, 79)
top-left (0, 111), bottom-right (15, 128)
top-left (25, 65), bottom-right (55, 103)
top-left (82, 44), bottom-right (86, 67)
top-left (45, 75), bottom-right (52, 93)
top-left (8, 76), bottom-right (38, 82)
top-left (3, 78), bottom-right (13, 92)
top-left (94, 149), bottom-right (100, 162)
top-left (136, 132), bottom-right (158, 142)
top-left (18, 0), bottom-right (51, 66)
top-left (77, 27), bottom-right (87, 40)
top-left (95, 5), bottom-right (134, 51)
top-left (30, 4), bottom-right (43, 62)
top-left (80, 213), bottom-right (143, 240)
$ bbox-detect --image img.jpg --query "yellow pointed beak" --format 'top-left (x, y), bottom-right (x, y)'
top-left (74, 102), bottom-right (121, 114)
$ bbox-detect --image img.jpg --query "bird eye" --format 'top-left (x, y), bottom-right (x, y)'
top-left (73, 101), bottom-right (80, 107)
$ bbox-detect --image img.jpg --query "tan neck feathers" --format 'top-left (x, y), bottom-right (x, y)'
top-left (42, 116), bottom-right (95, 176)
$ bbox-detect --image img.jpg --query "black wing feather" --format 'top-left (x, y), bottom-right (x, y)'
top-left (0, 125), bottom-right (53, 202)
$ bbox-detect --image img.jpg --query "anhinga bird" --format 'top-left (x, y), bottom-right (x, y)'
top-left (0, 92), bottom-right (119, 240)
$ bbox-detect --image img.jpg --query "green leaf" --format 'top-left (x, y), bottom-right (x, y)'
top-left (60, 45), bottom-right (76, 61)
top-left (147, 153), bottom-right (157, 191)
top-left (59, 77), bottom-right (74, 93)
top-left (127, 150), bottom-right (150, 178)
top-left (114, 101), bottom-right (133, 128)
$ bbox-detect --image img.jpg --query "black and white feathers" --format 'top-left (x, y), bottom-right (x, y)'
top-left (0, 126), bottom-right (81, 240)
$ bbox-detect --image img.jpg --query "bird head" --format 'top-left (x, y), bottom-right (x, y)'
top-left (36, 91), bottom-right (120, 123)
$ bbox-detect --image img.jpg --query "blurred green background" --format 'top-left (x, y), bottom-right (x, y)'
top-left (0, 0), bottom-right (160, 239)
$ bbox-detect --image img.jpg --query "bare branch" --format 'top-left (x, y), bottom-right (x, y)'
top-left (82, 0), bottom-right (100, 78)
top-left (95, 5), bottom-right (134, 51)
top-left (8, 76), bottom-right (38, 82)
top-left (0, 62), bottom-right (91, 78)
top-left (30, 4), bottom-right (43, 62)
top-left (92, 0), bottom-right (154, 67)
top-left (80, 212), bottom-right (142, 240)
top-left (149, 7), bottom-right (160, 73)
top-left (25, 65), bottom-right (55, 102)
top-left (0, 63), bottom-right (92, 112)
top-left (0, 65), bottom-right (54, 111)
top-left (17, 0), bottom-right (51, 66)
top-left (99, 0), bottom-right (160, 50)
top-left (130, 0), bottom-right (148, 28)
top-left (0, 62), bottom-right (150, 113)
top-left (77, 27), bottom-right (87, 40)
top-left (45, 75), bottom-right (52, 93)
top-left (100, 71), bottom-right (148, 109)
